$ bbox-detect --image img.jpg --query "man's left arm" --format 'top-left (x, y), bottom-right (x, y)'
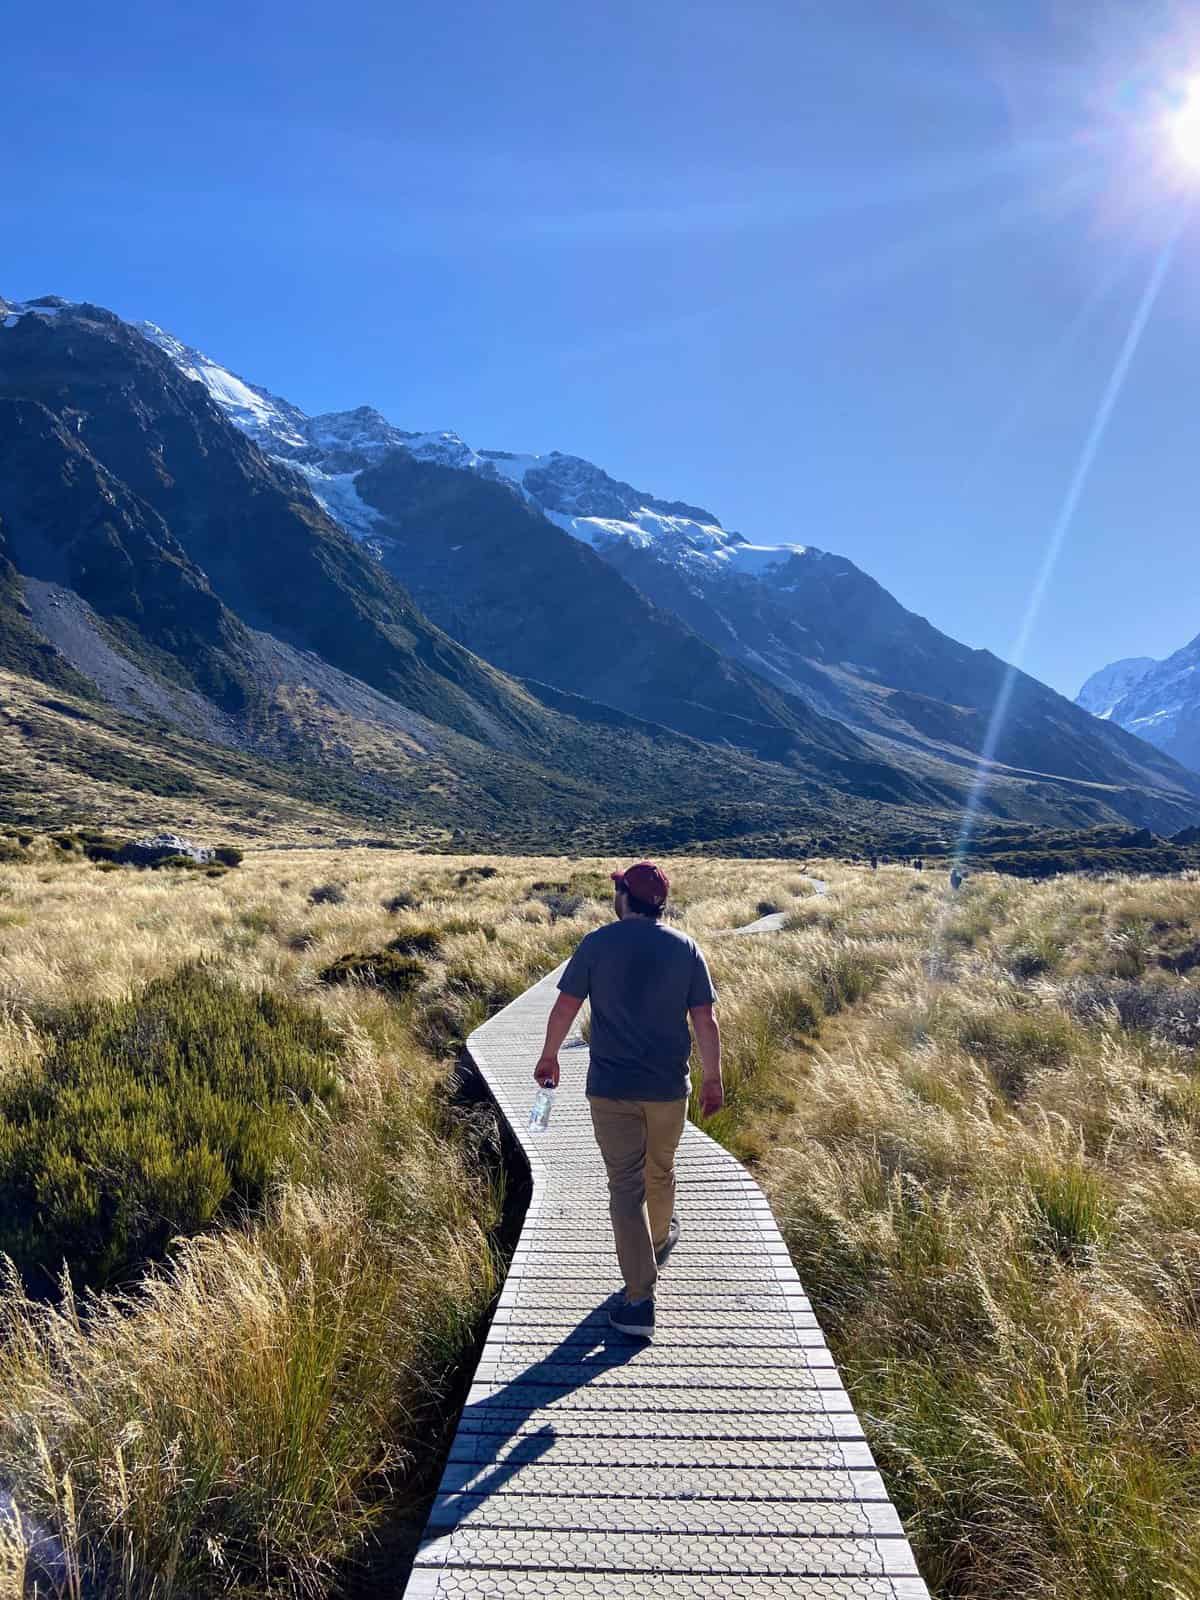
top-left (534, 992), bottom-right (584, 1087)
top-left (688, 943), bottom-right (722, 1115)
top-left (690, 1003), bottom-right (723, 1115)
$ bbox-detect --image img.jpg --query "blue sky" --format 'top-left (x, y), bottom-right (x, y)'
top-left (6, 0), bottom-right (1199, 696)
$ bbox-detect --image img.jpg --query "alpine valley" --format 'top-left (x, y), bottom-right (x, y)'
top-left (1, 292), bottom-right (1198, 854)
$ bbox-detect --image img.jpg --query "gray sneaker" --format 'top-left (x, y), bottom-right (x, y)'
top-left (609, 1297), bottom-right (655, 1339)
top-left (655, 1216), bottom-right (680, 1265)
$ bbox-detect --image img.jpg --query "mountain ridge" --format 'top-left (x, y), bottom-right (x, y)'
top-left (4, 292), bottom-right (1199, 841)
top-left (124, 298), bottom-right (1200, 832)
top-left (0, 293), bottom-right (972, 853)
top-left (1078, 638), bottom-right (1200, 773)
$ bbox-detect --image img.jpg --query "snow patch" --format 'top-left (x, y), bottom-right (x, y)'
top-left (140, 312), bottom-right (820, 590)
top-left (1, 298), bottom-right (70, 326)
top-left (291, 463), bottom-right (382, 541)
top-left (138, 321), bottom-right (309, 452)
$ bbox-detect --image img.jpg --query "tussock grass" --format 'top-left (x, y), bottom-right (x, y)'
top-left (3, 849), bottom-right (1200, 1597)
top-left (703, 863), bottom-right (1200, 1598)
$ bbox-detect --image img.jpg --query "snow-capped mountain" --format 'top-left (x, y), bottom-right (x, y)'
top-left (137, 319), bottom-right (809, 582)
top-left (9, 292), bottom-right (947, 853)
top-left (1077, 640), bottom-right (1200, 772)
top-left (121, 304), bottom-right (1200, 822)
top-left (1076, 658), bottom-right (1158, 720)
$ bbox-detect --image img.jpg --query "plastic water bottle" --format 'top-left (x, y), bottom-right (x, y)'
top-left (528, 1085), bottom-right (555, 1133)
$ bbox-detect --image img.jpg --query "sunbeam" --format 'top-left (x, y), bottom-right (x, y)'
top-left (924, 200), bottom-right (1192, 964)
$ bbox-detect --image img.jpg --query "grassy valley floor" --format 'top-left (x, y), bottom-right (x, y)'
top-left (0, 848), bottom-right (1198, 1597)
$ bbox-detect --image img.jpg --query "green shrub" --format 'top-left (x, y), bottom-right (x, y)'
top-left (0, 967), bottom-right (343, 1290)
top-left (0, 838), bottom-right (27, 864)
top-left (1107, 918), bottom-right (1156, 978)
top-left (75, 831), bottom-right (127, 864)
top-left (213, 845), bottom-right (244, 868)
top-left (772, 981), bottom-right (823, 1039)
top-left (1002, 930), bottom-right (1066, 980)
top-left (386, 926), bottom-right (444, 957)
top-left (319, 950), bottom-right (426, 997)
top-left (441, 915), bottom-right (494, 939)
top-left (455, 865), bottom-right (497, 885)
top-left (539, 891), bottom-right (584, 921)
top-left (309, 881), bottom-right (347, 906)
top-left (382, 889), bottom-right (421, 912)
top-left (1066, 978), bottom-right (1200, 1051)
top-left (567, 869), bottom-right (613, 901)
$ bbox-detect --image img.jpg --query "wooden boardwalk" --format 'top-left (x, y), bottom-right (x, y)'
top-left (405, 944), bottom-right (928, 1599)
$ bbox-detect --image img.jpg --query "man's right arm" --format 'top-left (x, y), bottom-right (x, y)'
top-left (536, 933), bottom-right (590, 1087)
top-left (690, 1003), bottom-right (723, 1116)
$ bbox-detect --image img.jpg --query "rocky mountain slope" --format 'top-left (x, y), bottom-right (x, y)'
top-left (0, 295), bottom-right (983, 851)
top-left (125, 306), bottom-right (1200, 834)
top-left (1078, 638), bottom-right (1200, 773)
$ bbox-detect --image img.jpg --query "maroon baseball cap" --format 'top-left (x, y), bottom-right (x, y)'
top-left (611, 860), bottom-right (670, 906)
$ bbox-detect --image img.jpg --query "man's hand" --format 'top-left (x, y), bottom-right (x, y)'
top-left (699, 1072), bottom-right (724, 1117)
top-left (534, 993), bottom-right (583, 1087)
top-left (534, 1055), bottom-right (560, 1088)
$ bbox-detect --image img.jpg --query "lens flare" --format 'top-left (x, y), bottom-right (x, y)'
top-left (1168, 77), bottom-right (1200, 169)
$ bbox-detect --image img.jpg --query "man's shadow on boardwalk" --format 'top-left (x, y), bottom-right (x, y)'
top-left (439, 1035), bottom-right (642, 1513)
top-left (440, 1299), bottom-right (644, 1513)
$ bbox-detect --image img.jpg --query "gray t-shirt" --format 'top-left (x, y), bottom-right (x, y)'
top-left (557, 918), bottom-right (717, 1101)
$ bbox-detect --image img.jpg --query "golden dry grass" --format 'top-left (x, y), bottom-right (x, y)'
top-left (3, 848), bottom-right (1200, 1597)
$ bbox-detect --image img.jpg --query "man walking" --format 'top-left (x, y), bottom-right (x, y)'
top-left (533, 861), bottom-right (722, 1340)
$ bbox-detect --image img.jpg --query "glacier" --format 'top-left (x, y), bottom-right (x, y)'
top-left (131, 315), bottom-right (813, 587)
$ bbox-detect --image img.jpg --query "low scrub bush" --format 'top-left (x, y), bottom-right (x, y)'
top-left (1106, 919), bottom-right (1157, 978)
top-left (382, 888), bottom-right (421, 912)
top-left (320, 949), bottom-right (427, 998)
top-left (309, 881), bottom-right (347, 906)
top-left (1065, 978), bottom-right (1200, 1051)
top-left (455, 865), bottom-right (497, 885)
top-left (386, 926), bottom-right (444, 957)
top-left (1002, 929), bottom-right (1066, 979)
top-left (539, 891), bottom-right (585, 921)
top-left (0, 967), bottom-right (343, 1289)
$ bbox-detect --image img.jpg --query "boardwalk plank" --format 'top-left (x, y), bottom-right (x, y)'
top-left (402, 953), bottom-right (928, 1599)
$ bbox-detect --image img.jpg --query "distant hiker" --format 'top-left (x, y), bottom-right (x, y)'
top-left (914, 857), bottom-right (924, 872)
top-left (949, 867), bottom-right (963, 891)
top-left (533, 860), bottom-right (721, 1342)
top-left (870, 854), bottom-right (878, 871)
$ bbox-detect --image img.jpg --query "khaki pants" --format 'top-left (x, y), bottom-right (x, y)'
top-left (588, 1095), bottom-right (688, 1303)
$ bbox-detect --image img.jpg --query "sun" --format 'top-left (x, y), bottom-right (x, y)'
top-left (1168, 77), bottom-right (1200, 170)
